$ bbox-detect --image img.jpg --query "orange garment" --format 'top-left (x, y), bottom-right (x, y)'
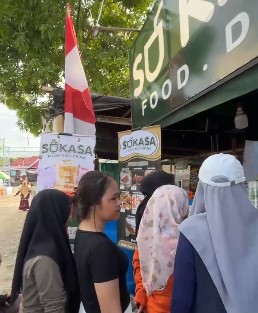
top-left (133, 249), bottom-right (174, 313)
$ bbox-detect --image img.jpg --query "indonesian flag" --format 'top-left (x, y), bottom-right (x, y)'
top-left (64, 5), bottom-right (96, 135)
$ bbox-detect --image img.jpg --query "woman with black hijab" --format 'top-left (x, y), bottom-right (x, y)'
top-left (133, 170), bottom-right (175, 312)
top-left (11, 189), bottom-right (80, 313)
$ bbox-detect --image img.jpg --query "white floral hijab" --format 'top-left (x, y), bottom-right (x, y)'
top-left (136, 185), bottom-right (188, 295)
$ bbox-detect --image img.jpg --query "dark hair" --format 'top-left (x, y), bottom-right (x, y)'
top-left (72, 171), bottom-right (113, 220)
top-left (135, 170), bottom-right (175, 236)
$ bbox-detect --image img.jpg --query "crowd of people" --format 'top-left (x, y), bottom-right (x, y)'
top-left (0, 153), bottom-right (257, 313)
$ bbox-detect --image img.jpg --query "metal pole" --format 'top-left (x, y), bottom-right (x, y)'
top-left (96, 0), bottom-right (105, 25)
top-left (2, 138), bottom-right (5, 172)
top-left (8, 147), bottom-right (11, 187)
top-left (94, 25), bottom-right (140, 32)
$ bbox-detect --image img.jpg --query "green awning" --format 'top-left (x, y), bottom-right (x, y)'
top-left (159, 63), bottom-right (258, 128)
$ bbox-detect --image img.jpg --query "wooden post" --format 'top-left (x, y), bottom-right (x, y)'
top-left (53, 115), bottom-right (64, 133)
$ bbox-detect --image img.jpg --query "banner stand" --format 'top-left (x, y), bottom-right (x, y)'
top-left (117, 125), bottom-right (162, 250)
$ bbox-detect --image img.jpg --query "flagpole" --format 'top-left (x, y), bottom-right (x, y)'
top-left (66, 3), bottom-right (71, 17)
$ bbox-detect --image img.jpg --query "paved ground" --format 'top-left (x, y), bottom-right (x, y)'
top-left (0, 192), bottom-right (27, 293)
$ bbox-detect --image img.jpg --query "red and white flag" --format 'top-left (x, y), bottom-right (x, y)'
top-left (64, 5), bottom-right (96, 135)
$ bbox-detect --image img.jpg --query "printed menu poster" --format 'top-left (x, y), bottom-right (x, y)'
top-left (118, 125), bottom-right (161, 250)
top-left (37, 133), bottom-right (96, 194)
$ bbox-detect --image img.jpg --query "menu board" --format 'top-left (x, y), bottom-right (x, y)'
top-left (37, 133), bottom-right (96, 195)
top-left (118, 126), bottom-right (161, 250)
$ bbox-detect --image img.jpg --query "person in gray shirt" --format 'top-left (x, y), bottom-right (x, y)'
top-left (10, 189), bottom-right (80, 313)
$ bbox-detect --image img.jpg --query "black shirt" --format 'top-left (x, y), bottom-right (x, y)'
top-left (74, 230), bottom-right (130, 313)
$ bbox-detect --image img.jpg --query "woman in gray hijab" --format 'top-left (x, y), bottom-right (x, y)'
top-left (171, 153), bottom-right (258, 313)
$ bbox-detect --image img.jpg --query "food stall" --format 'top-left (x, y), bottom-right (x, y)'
top-left (129, 0), bottom-right (258, 198)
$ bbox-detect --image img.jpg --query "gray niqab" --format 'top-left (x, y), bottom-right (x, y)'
top-left (180, 180), bottom-right (258, 313)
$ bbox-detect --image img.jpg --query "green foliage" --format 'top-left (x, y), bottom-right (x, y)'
top-left (0, 0), bottom-right (155, 135)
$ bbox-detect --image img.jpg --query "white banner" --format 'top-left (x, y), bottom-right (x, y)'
top-left (37, 133), bottom-right (96, 194)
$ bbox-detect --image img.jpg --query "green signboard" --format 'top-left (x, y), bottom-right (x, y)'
top-left (130, 0), bottom-right (258, 129)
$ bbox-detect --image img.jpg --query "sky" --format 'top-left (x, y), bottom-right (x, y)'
top-left (0, 103), bottom-right (40, 157)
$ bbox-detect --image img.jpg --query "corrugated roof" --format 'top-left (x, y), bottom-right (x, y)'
top-left (10, 156), bottom-right (39, 168)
